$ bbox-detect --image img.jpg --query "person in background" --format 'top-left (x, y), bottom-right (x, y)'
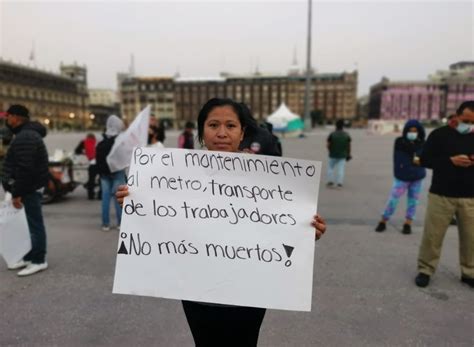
top-left (148, 125), bottom-right (166, 149)
top-left (75, 133), bottom-right (99, 200)
top-left (116, 97), bottom-right (327, 346)
top-left (375, 120), bottom-right (426, 234)
top-left (95, 115), bottom-right (126, 231)
top-left (326, 119), bottom-right (351, 188)
top-left (238, 103), bottom-right (281, 156)
top-left (415, 101), bottom-right (474, 288)
top-left (2, 105), bottom-right (49, 276)
top-left (178, 121), bottom-right (195, 149)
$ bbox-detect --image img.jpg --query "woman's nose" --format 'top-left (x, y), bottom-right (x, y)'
top-left (216, 125), bottom-right (227, 137)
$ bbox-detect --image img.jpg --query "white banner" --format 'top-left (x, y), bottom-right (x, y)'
top-left (107, 106), bottom-right (150, 173)
top-left (113, 148), bottom-right (321, 311)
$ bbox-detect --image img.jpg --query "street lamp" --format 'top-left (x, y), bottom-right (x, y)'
top-left (303, 0), bottom-right (313, 130)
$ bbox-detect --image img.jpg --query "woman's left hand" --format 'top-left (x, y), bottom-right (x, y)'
top-left (311, 214), bottom-right (327, 240)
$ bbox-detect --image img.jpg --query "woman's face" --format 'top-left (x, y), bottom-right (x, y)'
top-left (203, 105), bottom-right (244, 152)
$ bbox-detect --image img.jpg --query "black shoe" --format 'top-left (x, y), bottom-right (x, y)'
top-left (461, 276), bottom-right (474, 288)
top-left (402, 224), bottom-right (412, 234)
top-left (326, 182), bottom-right (334, 187)
top-left (375, 222), bottom-right (386, 232)
top-left (415, 273), bottom-right (430, 287)
top-left (336, 184), bottom-right (343, 188)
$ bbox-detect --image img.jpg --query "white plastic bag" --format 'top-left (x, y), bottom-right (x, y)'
top-left (0, 201), bottom-right (32, 267)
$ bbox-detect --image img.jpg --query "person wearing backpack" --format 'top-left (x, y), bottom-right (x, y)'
top-left (96, 115), bottom-right (125, 231)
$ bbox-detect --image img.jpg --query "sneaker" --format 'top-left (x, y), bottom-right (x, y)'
top-left (415, 273), bottom-right (430, 287)
top-left (8, 260), bottom-right (31, 270)
top-left (102, 225), bottom-right (110, 231)
top-left (326, 182), bottom-right (334, 187)
top-left (337, 184), bottom-right (343, 188)
top-left (375, 222), bottom-right (386, 232)
top-left (402, 224), bottom-right (412, 234)
top-left (17, 262), bottom-right (48, 277)
top-left (461, 276), bottom-right (474, 288)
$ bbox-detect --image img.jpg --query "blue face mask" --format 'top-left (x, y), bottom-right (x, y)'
top-left (406, 132), bottom-right (418, 141)
top-left (456, 122), bottom-right (473, 134)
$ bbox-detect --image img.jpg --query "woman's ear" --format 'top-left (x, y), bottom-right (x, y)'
top-left (240, 126), bottom-right (246, 141)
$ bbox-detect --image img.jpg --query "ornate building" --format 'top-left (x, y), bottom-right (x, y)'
top-left (0, 60), bottom-right (89, 129)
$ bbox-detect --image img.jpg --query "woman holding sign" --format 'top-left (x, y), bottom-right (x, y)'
top-left (116, 98), bottom-right (326, 347)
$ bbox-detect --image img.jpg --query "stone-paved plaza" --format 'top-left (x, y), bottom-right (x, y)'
top-left (1, 129), bottom-right (472, 346)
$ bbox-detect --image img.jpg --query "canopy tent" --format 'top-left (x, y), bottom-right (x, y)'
top-left (266, 103), bottom-right (304, 136)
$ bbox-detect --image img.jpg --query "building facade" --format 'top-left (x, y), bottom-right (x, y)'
top-left (369, 62), bottom-right (474, 120)
top-left (0, 60), bottom-right (89, 129)
top-left (119, 71), bottom-right (358, 128)
top-left (88, 88), bottom-right (120, 127)
top-left (119, 77), bottom-right (175, 125)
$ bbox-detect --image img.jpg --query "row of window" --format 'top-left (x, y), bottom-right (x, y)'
top-left (0, 86), bottom-right (80, 104)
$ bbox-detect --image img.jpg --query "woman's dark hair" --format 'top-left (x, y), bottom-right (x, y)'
top-left (197, 98), bottom-right (257, 145)
top-left (151, 125), bottom-right (165, 143)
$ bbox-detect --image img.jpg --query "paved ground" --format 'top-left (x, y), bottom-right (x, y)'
top-left (1, 129), bottom-right (473, 347)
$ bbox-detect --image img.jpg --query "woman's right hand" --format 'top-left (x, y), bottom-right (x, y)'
top-left (116, 185), bottom-right (129, 207)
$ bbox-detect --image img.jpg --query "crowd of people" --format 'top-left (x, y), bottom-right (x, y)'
top-left (1, 98), bottom-right (473, 346)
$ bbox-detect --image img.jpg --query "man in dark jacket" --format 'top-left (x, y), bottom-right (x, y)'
top-left (415, 101), bottom-right (474, 288)
top-left (2, 105), bottom-right (49, 276)
top-left (326, 119), bottom-right (351, 188)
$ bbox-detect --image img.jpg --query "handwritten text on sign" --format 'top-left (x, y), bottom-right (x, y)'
top-left (113, 148), bottom-right (321, 311)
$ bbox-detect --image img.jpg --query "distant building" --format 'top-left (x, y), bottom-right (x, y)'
top-left (118, 69), bottom-right (358, 128)
top-left (88, 88), bottom-right (119, 127)
top-left (369, 62), bottom-right (474, 120)
top-left (0, 59), bottom-right (89, 129)
top-left (119, 76), bottom-right (175, 126)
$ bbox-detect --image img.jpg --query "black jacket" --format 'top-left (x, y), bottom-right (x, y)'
top-left (420, 125), bottom-right (474, 198)
top-left (393, 120), bottom-right (426, 182)
top-left (96, 135), bottom-right (116, 176)
top-left (2, 121), bottom-right (49, 198)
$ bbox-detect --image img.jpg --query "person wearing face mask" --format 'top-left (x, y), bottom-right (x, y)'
top-left (415, 101), bottom-right (474, 288)
top-left (375, 120), bottom-right (426, 234)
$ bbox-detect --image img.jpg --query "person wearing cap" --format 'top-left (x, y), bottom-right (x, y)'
top-left (2, 104), bottom-right (49, 276)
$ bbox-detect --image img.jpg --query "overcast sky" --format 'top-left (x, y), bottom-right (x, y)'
top-left (0, 1), bottom-right (472, 96)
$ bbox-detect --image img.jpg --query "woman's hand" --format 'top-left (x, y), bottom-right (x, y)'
top-left (311, 214), bottom-right (326, 240)
top-left (116, 185), bottom-right (130, 207)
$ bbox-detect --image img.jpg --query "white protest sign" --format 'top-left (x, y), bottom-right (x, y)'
top-left (113, 148), bottom-right (321, 311)
top-left (0, 202), bottom-right (31, 267)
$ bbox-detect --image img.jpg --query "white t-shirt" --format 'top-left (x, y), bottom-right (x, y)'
top-left (148, 142), bottom-right (165, 149)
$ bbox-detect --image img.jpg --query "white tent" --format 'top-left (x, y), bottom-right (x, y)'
top-left (266, 103), bottom-right (304, 136)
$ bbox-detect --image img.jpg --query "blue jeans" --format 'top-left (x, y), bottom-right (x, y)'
top-left (327, 158), bottom-right (347, 185)
top-left (22, 192), bottom-right (47, 264)
top-left (100, 171), bottom-right (126, 227)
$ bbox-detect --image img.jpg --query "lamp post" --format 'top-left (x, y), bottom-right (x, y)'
top-left (303, 0), bottom-right (313, 130)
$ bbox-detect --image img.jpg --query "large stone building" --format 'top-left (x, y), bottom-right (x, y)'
top-left (369, 62), bottom-right (474, 120)
top-left (119, 70), bottom-right (358, 128)
top-left (0, 60), bottom-right (89, 129)
top-left (119, 76), bottom-right (175, 125)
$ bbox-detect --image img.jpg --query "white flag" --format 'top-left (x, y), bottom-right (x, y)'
top-left (107, 105), bottom-right (151, 173)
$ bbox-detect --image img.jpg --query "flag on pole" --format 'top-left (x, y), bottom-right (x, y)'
top-left (107, 105), bottom-right (151, 173)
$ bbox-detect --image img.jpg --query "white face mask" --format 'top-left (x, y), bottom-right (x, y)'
top-left (456, 122), bottom-right (473, 135)
top-left (406, 132), bottom-right (418, 141)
